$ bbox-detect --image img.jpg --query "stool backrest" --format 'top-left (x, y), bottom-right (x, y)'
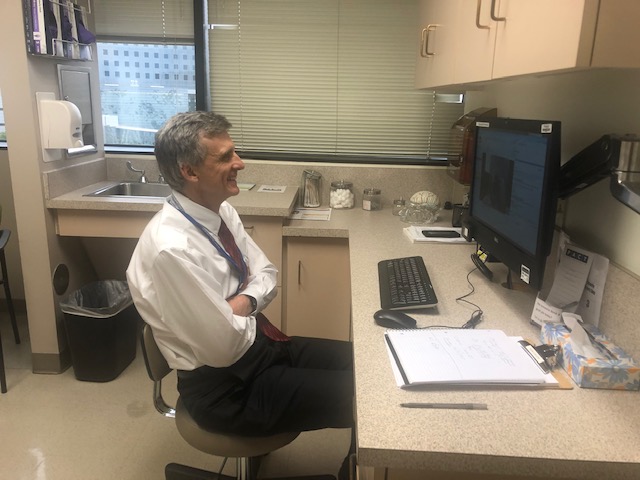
top-left (140, 323), bottom-right (175, 417)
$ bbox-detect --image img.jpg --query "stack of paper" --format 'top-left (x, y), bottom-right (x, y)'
top-left (384, 328), bottom-right (559, 388)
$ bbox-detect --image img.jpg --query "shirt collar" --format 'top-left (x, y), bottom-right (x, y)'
top-left (171, 190), bottom-right (223, 234)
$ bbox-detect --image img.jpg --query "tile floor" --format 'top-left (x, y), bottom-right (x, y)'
top-left (0, 313), bottom-right (350, 480)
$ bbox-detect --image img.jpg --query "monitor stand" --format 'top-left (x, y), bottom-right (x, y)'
top-left (471, 253), bottom-right (494, 281)
top-left (502, 269), bottom-right (530, 291)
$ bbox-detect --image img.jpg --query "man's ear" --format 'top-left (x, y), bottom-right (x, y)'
top-left (179, 163), bottom-right (198, 183)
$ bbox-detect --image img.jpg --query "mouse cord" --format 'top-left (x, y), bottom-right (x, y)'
top-left (455, 267), bottom-right (484, 329)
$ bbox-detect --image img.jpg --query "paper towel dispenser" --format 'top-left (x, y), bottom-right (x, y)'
top-left (559, 134), bottom-right (640, 214)
top-left (36, 92), bottom-right (84, 149)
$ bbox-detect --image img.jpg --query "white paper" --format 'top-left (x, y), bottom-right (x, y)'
top-left (289, 208), bottom-right (332, 221)
top-left (576, 254), bottom-right (610, 327)
top-left (257, 185), bottom-right (286, 193)
top-left (403, 226), bottom-right (467, 244)
top-left (544, 244), bottom-right (593, 308)
top-left (385, 329), bottom-right (548, 386)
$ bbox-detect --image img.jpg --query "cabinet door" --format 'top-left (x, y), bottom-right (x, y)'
top-left (284, 237), bottom-right (351, 341)
top-left (242, 216), bottom-right (284, 328)
top-left (492, 0), bottom-right (598, 79)
top-left (415, 0), bottom-right (460, 88)
top-left (454, 0), bottom-right (497, 84)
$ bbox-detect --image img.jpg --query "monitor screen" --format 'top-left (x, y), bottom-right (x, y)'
top-left (467, 117), bottom-right (561, 290)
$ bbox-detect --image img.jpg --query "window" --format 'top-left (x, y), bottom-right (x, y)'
top-left (93, 0), bottom-right (462, 162)
top-left (204, 0), bottom-right (464, 164)
top-left (94, 0), bottom-right (196, 146)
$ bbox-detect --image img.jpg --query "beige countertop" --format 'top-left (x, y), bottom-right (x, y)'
top-left (46, 181), bottom-right (299, 218)
top-left (46, 190), bottom-right (640, 478)
top-left (337, 209), bottom-right (640, 479)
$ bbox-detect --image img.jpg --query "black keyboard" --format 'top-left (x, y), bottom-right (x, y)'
top-left (377, 256), bottom-right (438, 310)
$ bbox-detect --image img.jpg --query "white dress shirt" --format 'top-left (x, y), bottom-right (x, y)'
top-left (126, 191), bottom-right (278, 370)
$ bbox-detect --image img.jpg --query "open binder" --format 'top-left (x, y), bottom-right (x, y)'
top-left (384, 329), bottom-right (561, 388)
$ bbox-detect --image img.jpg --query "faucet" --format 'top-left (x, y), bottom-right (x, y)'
top-left (126, 161), bottom-right (148, 183)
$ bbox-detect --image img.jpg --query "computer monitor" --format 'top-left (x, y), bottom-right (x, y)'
top-left (465, 117), bottom-right (561, 290)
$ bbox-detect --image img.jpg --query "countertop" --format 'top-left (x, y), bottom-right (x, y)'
top-left (46, 181), bottom-right (299, 218)
top-left (335, 209), bottom-right (640, 479)
top-left (46, 189), bottom-right (640, 478)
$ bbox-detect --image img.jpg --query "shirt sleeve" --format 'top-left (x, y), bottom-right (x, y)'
top-left (149, 245), bottom-right (256, 368)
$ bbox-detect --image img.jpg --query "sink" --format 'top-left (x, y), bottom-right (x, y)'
top-left (85, 182), bottom-right (171, 198)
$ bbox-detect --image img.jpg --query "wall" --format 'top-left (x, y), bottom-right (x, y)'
top-left (0, 149), bottom-right (25, 300)
top-left (0, 1), bottom-right (102, 373)
top-left (465, 68), bottom-right (640, 277)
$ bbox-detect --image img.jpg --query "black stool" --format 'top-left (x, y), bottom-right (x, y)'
top-left (0, 229), bottom-right (21, 393)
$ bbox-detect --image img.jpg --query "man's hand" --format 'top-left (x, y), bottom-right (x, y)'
top-left (227, 294), bottom-right (254, 317)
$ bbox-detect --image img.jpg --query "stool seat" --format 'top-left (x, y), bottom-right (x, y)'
top-left (175, 397), bottom-right (299, 458)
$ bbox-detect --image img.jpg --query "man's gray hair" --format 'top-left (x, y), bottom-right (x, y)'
top-left (155, 111), bottom-right (232, 191)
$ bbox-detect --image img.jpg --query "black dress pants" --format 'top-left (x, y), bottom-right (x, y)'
top-left (177, 331), bottom-right (354, 436)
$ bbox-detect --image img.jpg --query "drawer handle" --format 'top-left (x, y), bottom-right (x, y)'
top-left (490, 0), bottom-right (506, 22)
top-left (420, 24), bottom-right (439, 58)
top-left (244, 226), bottom-right (255, 237)
top-left (476, 0), bottom-right (490, 29)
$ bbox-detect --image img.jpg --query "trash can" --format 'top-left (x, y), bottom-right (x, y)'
top-left (60, 280), bottom-right (139, 382)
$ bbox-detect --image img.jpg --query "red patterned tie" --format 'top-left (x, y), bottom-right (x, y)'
top-left (218, 220), bottom-right (247, 288)
top-left (218, 220), bottom-right (290, 342)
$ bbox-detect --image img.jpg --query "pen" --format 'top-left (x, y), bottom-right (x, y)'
top-left (400, 403), bottom-right (488, 410)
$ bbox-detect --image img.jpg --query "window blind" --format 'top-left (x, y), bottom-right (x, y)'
top-left (94, 0), bottom-right (194, 41)
top-left (206, 0), bottom-right (463, 162)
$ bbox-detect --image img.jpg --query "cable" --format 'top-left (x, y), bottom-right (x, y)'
top-left (411, 265), bottom-right (486, 330)
top-left (455, 266), bottom-right (484, 328)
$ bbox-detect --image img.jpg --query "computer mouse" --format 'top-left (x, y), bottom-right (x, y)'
top-left (373, 309), bottom-right (417, 329)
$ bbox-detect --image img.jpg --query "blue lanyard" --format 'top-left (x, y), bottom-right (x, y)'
top-left (168, 194), bottom-right (247, 293)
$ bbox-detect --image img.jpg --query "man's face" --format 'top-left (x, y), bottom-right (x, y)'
top-left (185, 132), bottom-right (245, 211)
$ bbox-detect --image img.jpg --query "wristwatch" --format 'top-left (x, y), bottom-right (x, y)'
top-left (246, 295), bottom-right (258, 314)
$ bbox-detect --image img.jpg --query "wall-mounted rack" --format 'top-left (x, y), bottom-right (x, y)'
top-left (23, 0), bottom-right (95, 61)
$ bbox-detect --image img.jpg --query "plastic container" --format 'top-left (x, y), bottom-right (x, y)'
top-left (362, 188), bottom-right (382, 211)
top-left (60, 280), bottom-right (139, 382)
top-left (330, 181), bottom-right (355, 209)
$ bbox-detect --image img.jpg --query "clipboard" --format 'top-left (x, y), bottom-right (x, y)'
top-left (384, 329), bottom-right (572, 389)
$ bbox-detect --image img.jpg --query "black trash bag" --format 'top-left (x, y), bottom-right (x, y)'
top-left (60, 280), bottom-right (132, 318)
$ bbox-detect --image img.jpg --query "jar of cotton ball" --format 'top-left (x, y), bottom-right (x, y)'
top-left (330, 181), bottom-right (355, 209)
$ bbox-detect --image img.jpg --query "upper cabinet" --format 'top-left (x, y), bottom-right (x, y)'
top-left (416, 0), bottom-right (640, 89)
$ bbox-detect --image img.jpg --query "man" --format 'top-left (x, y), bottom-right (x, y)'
top-left (126, 112), bottom-right (354, 455)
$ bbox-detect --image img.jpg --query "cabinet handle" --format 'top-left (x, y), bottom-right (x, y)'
top-left (475, 0), bottom-right (490, 29)
top-left (420, 24), bottom-right (439, 58)
top-left (244, 226), bottom-right (255, 237)
top-left (490, 0), bottom-right (506, 22)
top-left (297, 260), bottom-right (302, 285)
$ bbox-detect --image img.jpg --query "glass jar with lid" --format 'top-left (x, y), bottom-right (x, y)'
top-left (330, 181), bottom-right (355, 209)
top-left (362, 188), bottom-right (382, 211)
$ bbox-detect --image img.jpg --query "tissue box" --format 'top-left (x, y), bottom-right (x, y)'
top-left (541, 323), bottom-right (640, 391)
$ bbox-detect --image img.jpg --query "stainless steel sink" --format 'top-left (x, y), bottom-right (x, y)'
top-left (85, 182), bottom-right (171, 198)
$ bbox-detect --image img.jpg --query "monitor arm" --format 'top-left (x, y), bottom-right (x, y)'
top-left (559, 134), bottom-right (640, 214)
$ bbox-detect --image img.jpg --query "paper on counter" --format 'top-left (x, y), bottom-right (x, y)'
top-left (531, 237), bottom-right (609, 327)
top-left (257, 185), bottom-right (286, 193)
top-left (403, 226), bottom-right (467, 244)
top-left (289, 208), bottom-right (332, 221)
top-left (544, 243), bottom-right (594, 308)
